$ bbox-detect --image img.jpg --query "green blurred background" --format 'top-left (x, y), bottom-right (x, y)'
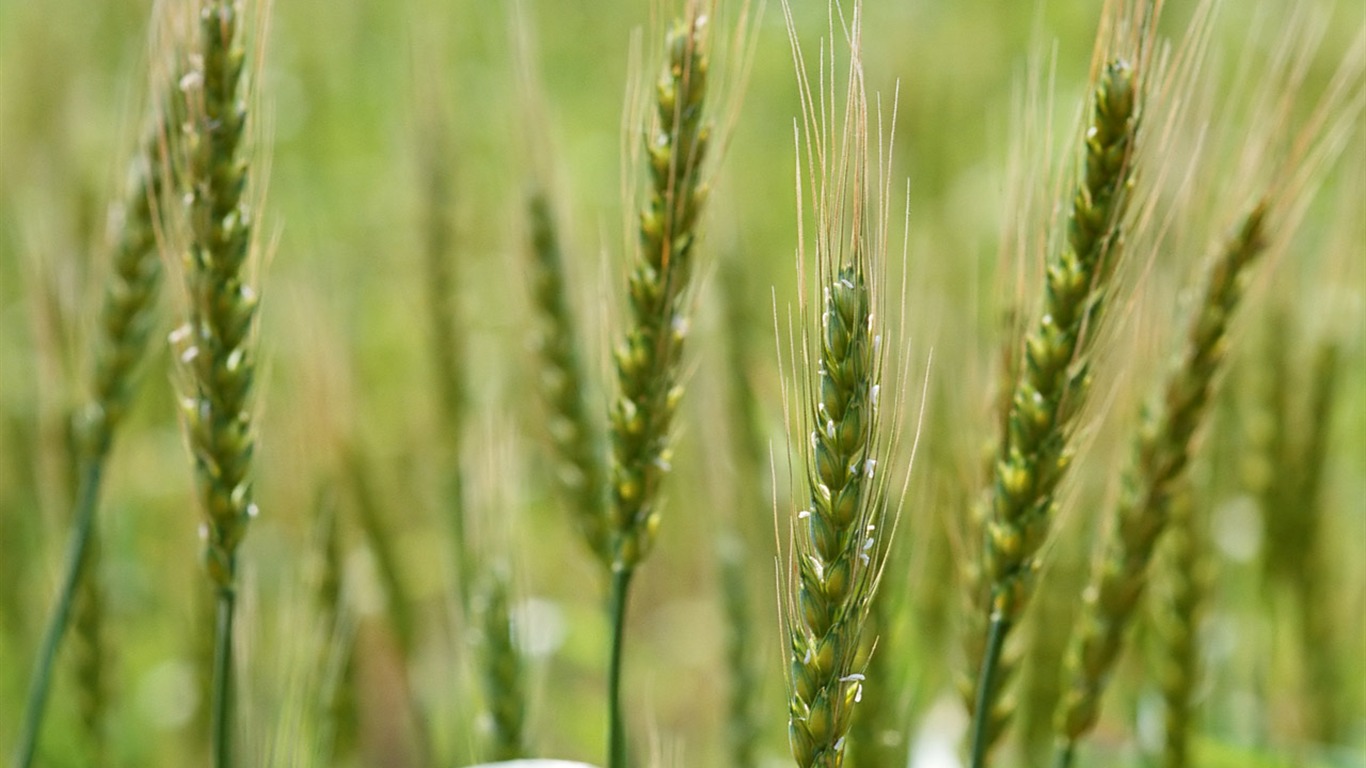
top-left (1, 0), bottom-right (1362, 766)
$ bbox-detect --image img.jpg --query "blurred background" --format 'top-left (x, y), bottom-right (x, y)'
top-left (0, 0), bottom-right (1362, 766)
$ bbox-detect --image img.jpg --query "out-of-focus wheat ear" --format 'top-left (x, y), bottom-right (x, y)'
top-left (308, 485), bottom-right (357, 763)
top-left (1152, 482), bottom-right (1208, 768)
top-left (168, 2), bottom-right (264, 763)
top-left (474, 564), bottom-right (528, 762)
top-left (527, 190), bottom-right (610, 564)
top-left (605, 8), bottom-right (713, 767)
top-left (1248, 307), bottom-right (1294, 587)
top-left (12, 52), bottom-right (179, 768)
top-left (718, 533), bottom-right (760, 768)
top-left (418, 116), bottom-right (474, 617)
top-left (967, 52), bottom-right (1144, 767)
top-left (342, 447), bottom-right (437, 766)
top-left (1295, 341), bottom-right (1344, 744)
top-left (344, 449), bottom-right (416, 662)
top-left (715, 254), bottom-right (767, 768)
top-left (1016, 535), bottom-right (1088, 768)
top-left (1053, 201), bottom-right (1270, 765)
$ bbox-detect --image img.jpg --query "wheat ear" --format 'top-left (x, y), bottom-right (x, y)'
top-left (418, 128), bottom-right (477, 619)
top-left (169, 2), bottom-right (262, 764)
top-left (1152, 483), bottom-right (1207, 768)
top-left (605, 9), bottom-right (712, 767)
top-left (607, 9), bottom-right (712, 575)
top-left (781, 4), bottom-right (897, 765)
top-left (719, 533), bottom-right (761, 768)
top-left (12, 69), bottom-right (174, 768)
top-left (785, 262), bottom-right (886, 768)
top-left (966, 55), bottom-right (1142, 767)
top-left (474, 565), bottom-right (528, 762)
top-left (1295, 341), bottom-right (1343, 743)
top-left (1053, 201), bottom-right (1269, 765)
top-left (528, 190), bottom-right (610, 563)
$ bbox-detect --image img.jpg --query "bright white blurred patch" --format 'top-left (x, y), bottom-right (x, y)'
top-left (136, 658), bottom-right (199, 730)
top-left (516, 597), bottom-right (566, 659)
top-left (1136, 689), bottom-right (1164, 754)
top-left (909, 692), bottom-right (966, 768)
top-left (1213, 494), bottom-right (1261, 563)
top-left (464, 754), bottom-right (598, 759)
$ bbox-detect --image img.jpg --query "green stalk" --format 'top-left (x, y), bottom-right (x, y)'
top-left (12, 460), bottom-right (102, 768)
top-left (607, 568), bottom-right (634, 768)
top-left (969, 617), bottom-right (1007, 768)
top-left (211, 568), bottom-right (238, 768)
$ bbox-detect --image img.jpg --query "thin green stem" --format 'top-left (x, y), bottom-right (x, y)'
top-left (608, 567), bottom-right (634, 768)
top-left (211, 576), bottom-right (237, 768)
top-left (12, 460), bottom-right (103, 768)
top-left (969, 614), bottom-right (1009, 768)
top-left (1054, 740), bottom-right (1076, 768)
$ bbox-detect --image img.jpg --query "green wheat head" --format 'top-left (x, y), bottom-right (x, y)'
top-left (608, 11), bottom-right (712, 574)
top-left (171, 0), bottom-right (260, 593)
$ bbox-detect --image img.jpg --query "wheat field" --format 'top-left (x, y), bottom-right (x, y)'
top-left (1, 1), bottom-right (1362, 767)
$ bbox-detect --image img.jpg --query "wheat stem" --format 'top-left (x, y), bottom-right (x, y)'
top-left (12, 459), bottom-right (103, 768)
top-left (607, 567), bottom-right (634, 768)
